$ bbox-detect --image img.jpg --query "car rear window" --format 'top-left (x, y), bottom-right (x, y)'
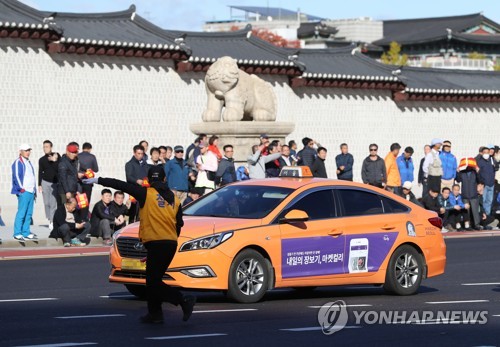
top-left (337, 189), bottom-right (384, 217)
top-left (183, 185), bottom-right (293, 219)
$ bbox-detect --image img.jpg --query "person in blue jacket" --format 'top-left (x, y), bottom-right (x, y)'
top-left (439, 140), bottom-right (457, 191)
top-left (164, 145), bottom-right (189, 205)
top-left (396, 146), bottom-right (415, 184)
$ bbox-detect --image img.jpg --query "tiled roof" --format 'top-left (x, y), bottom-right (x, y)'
top-left (374, 13), bottom-right (500, 46)
top-left (399, 66), bottom-right (500, 94)
top-left (168, 26), bottom-right (303, 75)
top-left (0, 0), bottom-right (61, 37)
top-left (295, 46), bottom-right (399, 82)
top-left (1, 0), bottom-right (499, 101)
top-left (44, 6), bottom-right (189, 56)
top-left (297, 21), bottom-right (338, 39)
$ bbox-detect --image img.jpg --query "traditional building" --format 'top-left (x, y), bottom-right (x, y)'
top-left (1, 0), bottom-right (499, 225)
top-left (370, 13), bottom-right (500, 70)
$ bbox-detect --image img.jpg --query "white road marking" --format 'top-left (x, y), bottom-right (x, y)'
top-left (426, 300), bottom-right (489, 304)
top-left (492, 315), bottom-right (500, 317)
top-left (461, 283), bottom-right (500, 286)
top-left (13, 343), bottom-right (97, 347)
top-left (193, 309), bottom-right (257, 313)
top-left (99, 295), bottom-right (135, 299)
top-left (55, 314), bottom-right (125, 319)
top-left (280, 326), bottom-right (362, 332)
top-left (0, 298), bottom-right (59, 303)
top-left (2, 253), bottom-right (108, 261)
top-left (146, 333), bottom-right (227, 340)
top-left (308, 304), bottom-right (372, 308)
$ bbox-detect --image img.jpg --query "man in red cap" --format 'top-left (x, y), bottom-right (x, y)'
top-left (58, 143), bottom-right (85, 208)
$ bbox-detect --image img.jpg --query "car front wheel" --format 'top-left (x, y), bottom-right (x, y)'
top-left (227, 249), bottom-right (269, 303)
top-left (384, 245), bottom-right (423, 295)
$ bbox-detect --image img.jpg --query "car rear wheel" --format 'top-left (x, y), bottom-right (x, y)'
top-left (125, 284), bottom-right (147, 298)
top-left (227, 250), bottom-right (269, 303)
top-left (384, 245), bottom-right (423, 295)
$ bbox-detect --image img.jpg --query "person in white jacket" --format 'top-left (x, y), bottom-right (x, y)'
top-left (248, 144), bottom-right (282, 179)
top-left (195, 143), bottom-right (218, 194)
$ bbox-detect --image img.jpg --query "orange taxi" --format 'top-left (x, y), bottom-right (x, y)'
top-left (109, 167), bottom-right (446, 303)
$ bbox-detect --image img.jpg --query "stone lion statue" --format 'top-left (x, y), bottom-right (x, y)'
top-left (202, 56), bottom-right (277, 122)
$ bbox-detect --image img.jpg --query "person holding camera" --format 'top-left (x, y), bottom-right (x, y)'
top-left (38, 140), bottom-right (60, 230)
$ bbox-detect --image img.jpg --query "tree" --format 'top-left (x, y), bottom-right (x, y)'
top-left (381, 41), bottom-right (408, 66)
top-left (230, 26), bottom-right (300, 48)
top-left (467, 52), bottom-right (487, 60)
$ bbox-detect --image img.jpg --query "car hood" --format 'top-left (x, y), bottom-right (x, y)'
top-left (116, 216), bottom-right (262, 240)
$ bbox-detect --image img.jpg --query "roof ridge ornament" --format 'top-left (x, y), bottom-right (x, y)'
top-left (351, 46), bottom-right (361, 55)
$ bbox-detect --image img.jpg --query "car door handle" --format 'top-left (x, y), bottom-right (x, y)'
top-left (328, 230), bottom-right (344, 236)
top-left (381, 225), bottom-right (395, 230)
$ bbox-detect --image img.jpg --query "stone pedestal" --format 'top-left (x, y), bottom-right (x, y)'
top-left (190, 121), bottom-right (295, 165)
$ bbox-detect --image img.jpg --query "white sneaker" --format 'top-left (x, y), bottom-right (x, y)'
top-left (25, 233), bottom-right (38, 240)
top-left (48, 222), bottom-right (53, 231)
top-left (14, 235), bottom-right (26, 242)
top-left (441, 228), bottom-right (449, 233)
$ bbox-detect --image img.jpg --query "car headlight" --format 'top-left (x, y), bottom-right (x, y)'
top-left (179, 232), bottom-right (233, 252)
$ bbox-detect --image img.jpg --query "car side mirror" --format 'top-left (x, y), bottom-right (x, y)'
top-left (280, 209), bottom-right (309, 223)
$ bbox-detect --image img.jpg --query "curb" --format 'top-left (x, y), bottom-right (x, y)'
top-left (443, 230), bottom-right (500, 239)
top-left (0, 237), bottom-right (105, 249)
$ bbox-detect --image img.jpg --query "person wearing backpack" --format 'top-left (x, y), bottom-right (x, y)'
top-left (423, 138), bottom-right (443, 194)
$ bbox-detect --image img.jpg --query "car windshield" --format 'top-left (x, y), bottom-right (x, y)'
top-left (184, 185), bottom-right (293, 219)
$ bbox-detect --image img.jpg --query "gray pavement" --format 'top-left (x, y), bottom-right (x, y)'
top-left (0, 225), bottom-right (104, 248)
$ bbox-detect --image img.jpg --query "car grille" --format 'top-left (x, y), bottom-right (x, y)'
top-left (116, 237), bottom-right (147, 259)
top-left (113, 270), bottom-right (173, 280)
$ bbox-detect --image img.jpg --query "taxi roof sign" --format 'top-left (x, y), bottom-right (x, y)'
top-left (279, 166), bottom-right (313, 178)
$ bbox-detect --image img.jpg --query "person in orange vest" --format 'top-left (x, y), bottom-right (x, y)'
top-left (385, 143), bottom-right (402, 194)
top-left (83, 166), bottom-right (196, 324)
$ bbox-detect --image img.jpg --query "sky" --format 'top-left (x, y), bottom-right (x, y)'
top-left (20, 0), bottom-right (500, 31)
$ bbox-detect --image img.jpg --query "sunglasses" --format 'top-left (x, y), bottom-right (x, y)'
top-left (175, 150), bottom-right (184, 153)
top-left (370, 149), bottom-right (377, 151)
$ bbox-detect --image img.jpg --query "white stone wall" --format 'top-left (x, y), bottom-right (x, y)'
top-left (1, 37), bottom-right (499, 226)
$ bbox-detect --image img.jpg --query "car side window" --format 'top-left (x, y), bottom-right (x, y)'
top-left (280, 189), bottom-right (336, 221)
top-left (336, 189), bottom-right (384, 217)
top-left (381, 196), bottom-right (410, 213)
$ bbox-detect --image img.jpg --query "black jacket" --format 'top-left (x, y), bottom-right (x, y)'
top-left (78, 152), bottom-right (99, 172)
top-left (456, 169), bottom-right (480, 199)
top-left (50, 204), bottom-right (85, 237)
top-left (361, 156), bottom-right (386, 185)
top-left (90, 200), bottom-right (115, 236)
top-left (38, 154), bottom-right (59, 185)
top-left (297, 147), bottom-right (317, 169)
top-left (110, 201), bottom-right (129, 218)
top-left (58, 155), bottom-right (80, 194)
top-left (422, 195), bottom-right (441, 213)
top-left (98, 177), bottom-right (183, 235)
top-left (125, 156), bottom-right (148, 185)
top-left (418, 158), bottom-right (426, 184)
top-left (311, 158), bottom-right (327, 178)
top-left (215, 157), bottom-right (237, 185)
top-left (335, 153), bottom-right (354, 180)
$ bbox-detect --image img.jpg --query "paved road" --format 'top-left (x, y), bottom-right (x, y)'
top-left (1, 237), bottom-right (500, 347)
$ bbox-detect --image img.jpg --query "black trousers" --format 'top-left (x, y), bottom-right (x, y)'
top-left (447, 209), bottom-right (470, 226)
top-left (58, 223), bottom-right (90, 243)
top-left (428, 175), bottom-right (441, 194)
top-left (144, 240), bottom-right (183, 315)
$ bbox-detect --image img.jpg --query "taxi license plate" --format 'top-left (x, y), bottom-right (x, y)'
top-left (121, 258), bottom-right (146, 271)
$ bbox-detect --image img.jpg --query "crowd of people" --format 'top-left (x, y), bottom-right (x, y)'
top-left (8, 135), bottom-right (500, 246)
